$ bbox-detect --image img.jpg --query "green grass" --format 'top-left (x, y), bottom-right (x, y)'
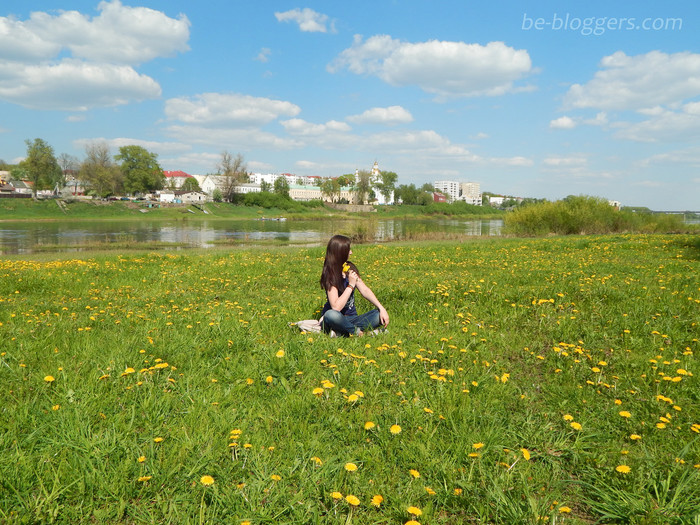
top-left (1, 235), bottom-right (698, 524)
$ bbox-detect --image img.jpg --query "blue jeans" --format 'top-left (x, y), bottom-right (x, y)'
top-left (322, 309), bottom-right (381, 337)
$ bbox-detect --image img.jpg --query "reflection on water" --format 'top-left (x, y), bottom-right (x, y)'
top-left (0, 218), bottom-right (503, 255)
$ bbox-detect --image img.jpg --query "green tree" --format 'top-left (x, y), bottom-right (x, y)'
top-left (212, 188), bottom-right (223, 202)
top-left (260, 180), bottom-right (272, 193)
top-left (23, 138), bottom-right (62, 197)
top-left (180, 177), bottom-right (201, 193)
top-left (273, 176), bottom-right (290, 197)
top-left (217, 151), bottom-right (247, 202)
top-left (374, 170), bottom-right (398, 203)
top-left (79, 142), bottom-right (123, 197)
top-left (353, 170), bottom-right (372, 204)
top-left (337, 174), bottom-right (354, 187)
top-left (320, 178), bottom-right (340, 203)
top-left (115, 145), bottom-right (164, 195)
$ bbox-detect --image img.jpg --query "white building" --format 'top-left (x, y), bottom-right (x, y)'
top-left (434, 180), bottom-right (482, 205)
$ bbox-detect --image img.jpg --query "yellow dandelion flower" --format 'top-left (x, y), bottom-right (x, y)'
top-left (407, 506), bottom-right (422, 516)
top-left (52, 404), bottom-right (60, 411)
top-left (405, 521), bottom-right (421, 525)
top-left (312, 387), bottom-right (324, 396)
top-left (200, 475), bottom-right (215, 486)
top-left (344, 462), bottom-right (358, 472)
top-left (342, 262), bottom-right (350, 273)
top-left (454, 488), bottom-right (463, 495)
top-left (345, 495), bottom-right (360, 506)
top-left (409, 469), bottom-right (420, 478)
top-left (472, 442), bottom-right (484, 450)
top-left (425, 486), bottom-right (436, 495)
top-left (390, 424), bottom-right (402, 435)
top-left (245, 378), bottom-right (254, 385)
top-left (364, 421), bottom-right (376, 430)
top-left (275, 349), bottom-right (285, 358)
top-left (521, 448), bottom-right (531, 461)
top-left (371, 494), bottom-right (384, 507)
top-left (656, 423), bottom-right (667, 429)
top-left (630, 434), bottom-right (642, 440)
top-left (240, 521), bottom-right (251, 525)
top-left (44, 375), bottom-right (55, 383)
top-left (570, 422), bottom-right (582, 430)
top-left (153, 437), bottom-right (164, 443)
top-left (468, 452), bottom-right (479, 458)
top-left (271, 474), bottom-right (281, 481)
top-left (138, 456), bottom-right (146, 463)
top-left (265, 376), bottom-right (273, 384)
top-left (331, 491), bottom-right (343, 500)
top-left (347, 394), bottom-right (359, 402)
top-left (619, 411), bottom-right (632, 418)
top-left (310, 456), bottom-right (323, 466)
top-left (563, 414), bottom-right (574, 421)
top-left (615, 465), bottom-right (631, 474)
top-left (558, 506), bottom-right (572, 513)
top-left (138, 476), bottom-right (152, 482)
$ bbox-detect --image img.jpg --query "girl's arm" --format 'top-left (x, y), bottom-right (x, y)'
top-left (327, 271), bottom-right (359, 311)
top-left (355, 276), bottom-right (390, 326)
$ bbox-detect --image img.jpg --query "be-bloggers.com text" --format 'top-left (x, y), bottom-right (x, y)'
top-left (522, 13), bottom-right (682, 36)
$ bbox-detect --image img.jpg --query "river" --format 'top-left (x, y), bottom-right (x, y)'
top-left (0, 218), bottom-right (504, 255)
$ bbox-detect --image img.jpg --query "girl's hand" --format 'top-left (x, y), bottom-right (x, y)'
top-left (347, 270), bottom-right (358, 287)
top-left (379, 306), bottom-right (389, 326)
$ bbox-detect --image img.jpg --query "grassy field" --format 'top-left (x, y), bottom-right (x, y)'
top-left (1, 235), bottom-right (698, 524)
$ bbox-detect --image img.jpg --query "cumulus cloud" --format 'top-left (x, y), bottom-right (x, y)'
top-left (0, 1), bottom-right (189, 110)
top-left (549, 116), bottom-right (577, 129)
top-left (73, 137), bottom-right (189, 155)
top-left (165, 93), bottom-right (301, 127)
top-left (347, 105), bottom-right (413, 125)
top-left (564, 51), bottom-right (700, 111)
top-left (274, 8), bottom-right (333, 33)
top-left (543, 156), bottom-right (588, 168)
top-left (164, 125), bottom-right (303, 150)
top-left (328, 35), bottom-right (533, 97)
top-left (280, 118), bottom-right (351, 136)
top-left (254, 47), bottom-right (271, 63)
top-left (614, 101), bottom-right (700, 142)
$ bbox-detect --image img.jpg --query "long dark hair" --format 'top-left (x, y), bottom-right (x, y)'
top-left (320, 234), bottom-right (358, 291)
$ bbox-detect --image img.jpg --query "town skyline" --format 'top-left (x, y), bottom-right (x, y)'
top-left (1, 1), bottom-right (698, 210)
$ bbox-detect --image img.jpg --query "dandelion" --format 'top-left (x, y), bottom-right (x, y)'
top-left (615, 465), bottom-right (631, 474)
top-left (570, 422), bottom-right (582, 431)
top-left (347, 394), bottom-right (359, 402)
top-left (656, 423), bottom-right (667, 429)
top-left (364, 421), bottom-right (376, 430)
top-left (138, 456), bottom-right (146, 463)
top-left (371, 494), bottom-right (383, 507)
top-left (344, 462), bottom-right (358, 472)
top-left (472, 442), bottom-right (484, 450)
top-left (271, 474), bottom-right (281, 481)
top-left (454, 488), bottom-right (463, 495)
top-left (153, 437), bottom-right (164, 443)
top-left (245, 378), bottom-right (254, 385)
top-left (200, 475), bottom-right (214, 486)
top-left (138, 476), bottom-right (152, 482)
top-left (345, 494), bottom-right (360, 506)
top-left (390, 424), bottom-right (402, 435)
top-left (265, 376), bottom-right (273, 384)
top-left (331, 491), bottom-right (343, 500)
top-left (52, 404), bottom-right (60, 411)
top-left (424, 486), bottom-right (436, 495)
top-left (312, 387), bottom-right (324, 396)
top-left (405, 521), bottom-right (421, 525)
top-left (563, 414), bottom-right (574, 421)
top-left (44, 375), bottom-right (55, 383)
top-left (275, 350), bottom-right (285, 358)
top-left (342, 262), bottom-right (350, 273)
top-left (407, 506), bottom-right (422, 516)
top-left (558, 506), bottom-right (572, 513)
top-left (310, 456), bottom-right (323, 466)
top-left (409, 469), bottom-right (420, 479)
top-left (619, 411), bottom-right (632, 418)
top-left (630, 434), bottom-right (642, 440)
top-left (521, 448), bottom-right (531, 461)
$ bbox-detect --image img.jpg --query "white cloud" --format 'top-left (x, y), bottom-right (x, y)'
top-left (280, 118), bottom-right (351, 136)
top-left (0, 60), bottom-right (161, 110)
top-left (470, 132), bottom-right (490, 140)
top-left (564, 51), bottom-right (700, 111)
top-left (347, 105), bottom-right (413, 125)
top-left (549, 116), bottom-right (577, 129)
top-left (164, 125), bottom-right (303, 150)
top-left (328, 35), bottom-right (533, 97)
top-left (165, 93), bottom-right (301, 127)
top-left (254, 47), bottom-right (271, 63)
top-left (274, 8), bottom-right (332, 33)
top-left (0, 1), bottom-right (189, 110)
top-left (614, 102), bottom-right (700, 142)
top-left (0, 1), bottom-right (190, 66)
top-left (543, 156), bottom-right (588, 168)
top-left (73, 137), bottom-right (189, 155)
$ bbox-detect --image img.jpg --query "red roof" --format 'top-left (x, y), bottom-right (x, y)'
top-left (164, 170), bottom-right (193, 178)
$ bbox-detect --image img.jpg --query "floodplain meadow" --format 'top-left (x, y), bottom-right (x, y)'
top-left (1, 234), bottom-right (698, 524)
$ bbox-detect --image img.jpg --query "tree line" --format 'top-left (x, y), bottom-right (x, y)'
top-left (2, 138), bottom-right (436, 205)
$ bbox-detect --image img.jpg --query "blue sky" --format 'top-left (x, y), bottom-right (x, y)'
top-left (1, 0), bottom-right (698, 210)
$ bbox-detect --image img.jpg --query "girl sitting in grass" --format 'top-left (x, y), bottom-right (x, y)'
top-left (319, 234), bottom-right (389, 337)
